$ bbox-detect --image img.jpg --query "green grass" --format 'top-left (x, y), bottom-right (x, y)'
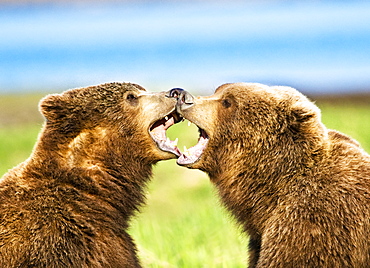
top-left (0, 124), bottom-right (42, 175)
top-left (131, 123), bottom-right (248, 267)
top-left (318, 102), bottom-right (370, 151)
top-left (131, 161), bottom-right (247, 267)
top-left (0, 93), bottom-right (369, 267)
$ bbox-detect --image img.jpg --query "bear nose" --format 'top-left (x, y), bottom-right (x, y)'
top-left (166, 88), bottom-right (184, 99)
top-left (175, 90), bottom-right (194, 114)
top-left (178, 90), bottom-right (194, 106)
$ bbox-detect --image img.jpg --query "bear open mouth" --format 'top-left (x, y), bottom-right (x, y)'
top-left (176, 126), bottom-right (209, 166)
top-left (150, 112), bottom-right (183, 157)
top-left (150, 114), bottom-right (209, 164)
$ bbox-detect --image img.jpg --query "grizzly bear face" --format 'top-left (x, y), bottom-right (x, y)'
top-left (176, 83), bottom-right (327, 174)
top-left (38, 82), bottom-right (182, 167)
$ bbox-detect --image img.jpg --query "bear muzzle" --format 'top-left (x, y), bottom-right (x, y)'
top-left (168, 88), bottom-right (210, 166)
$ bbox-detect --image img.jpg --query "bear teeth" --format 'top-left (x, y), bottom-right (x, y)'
top-left (150, 112), bottom-right (182, 157)
top-left (150, 113), bottom-right (208, 162)
top-left (177, 133), bottom-right (209, 165)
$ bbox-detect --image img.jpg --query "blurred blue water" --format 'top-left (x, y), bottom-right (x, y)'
top-left (1, 1), bottom-right (370, 94)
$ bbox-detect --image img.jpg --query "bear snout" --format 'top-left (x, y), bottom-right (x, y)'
top-left (166, 87), bottom-right (185, 99)
top-left (172, 90), bottom-right (194, 113)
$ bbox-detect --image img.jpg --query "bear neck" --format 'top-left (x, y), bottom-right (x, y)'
top-left (25, 126), bottom-right (154, 220)
top-left (32, 125), bottom-right (155, 172)
top-left (207, 133), bottom-right (330, 232)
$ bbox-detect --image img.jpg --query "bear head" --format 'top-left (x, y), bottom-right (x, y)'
top-left (176, 83), bottom-right (328, 177)
top-left (37, 82), bottom-right (182, 170)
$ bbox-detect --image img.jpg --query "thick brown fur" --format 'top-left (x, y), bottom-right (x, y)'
top-left (0, 82), bottom-right (177, 267)
top-left (178, 83), bottom-right (370, 267)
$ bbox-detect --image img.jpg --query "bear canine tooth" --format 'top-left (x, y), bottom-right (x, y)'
top-left (173, 138), bottom-right (178, 146)
top-left (187, 121), bottom-right (191, 127)
top-left (165, 116), bottom-right (169, 121)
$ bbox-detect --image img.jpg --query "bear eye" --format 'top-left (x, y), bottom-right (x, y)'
top-left (222, 99), bottom-right (232, 108)
top-left (126, 93), bottom-right (139, 106)
top-left (126, 94), bottom-right (137, 100)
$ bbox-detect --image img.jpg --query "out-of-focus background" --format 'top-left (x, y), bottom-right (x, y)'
top-left (1, 0), bottom-right (370, 95)
top-left (1, 0), bottom-right (370, 267)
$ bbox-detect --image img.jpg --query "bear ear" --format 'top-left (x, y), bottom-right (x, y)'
top-left (291, 100), bottom-right (318, 122)
top-left (39, 94), bottom-right (67, 121)
top-left (288, 99), bottom-right (321, 136)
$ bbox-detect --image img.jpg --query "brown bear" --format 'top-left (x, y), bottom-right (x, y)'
top-left (0, 83), bottom-right (182, 267)
top-left (175, 83), bottom-right (370, 267)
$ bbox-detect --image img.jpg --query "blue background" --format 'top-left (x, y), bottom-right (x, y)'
top-left (1, 1), bottom-right (370, 95)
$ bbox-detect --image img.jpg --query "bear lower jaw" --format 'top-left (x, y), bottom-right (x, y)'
top-left (177, 128), bottom-right (209, 166)
top-left (150, 111), bottom-right (182, 157)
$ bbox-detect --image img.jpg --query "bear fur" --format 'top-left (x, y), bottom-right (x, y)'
top-left (176, 83), bottom-right (370, 267)
top-left (0, 82), bottom-right (178, 267)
